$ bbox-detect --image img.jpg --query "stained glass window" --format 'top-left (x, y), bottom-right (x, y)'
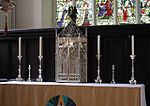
top-left (118, 0), bottom-right (136, 24)
top-left (77, 0), bottom-right (93, 26)
top-left (56, 0), bottom-right (150, 27)
top-left (56, 0), bottom-right (94, 27)
top-left (96, 0), bottom-right (114, 25)
top-left (56, 0), bottom-right (70, 27)
top-left (140, 0), bottom-right (150, 23)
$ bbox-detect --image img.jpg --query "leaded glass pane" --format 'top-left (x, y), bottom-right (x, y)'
top-left (56, 0), bottom-right (93, 27)
top-left (77, 0), bottom-right (93, 26)
top-left (118, 0), bottom-right (136, 24)
top-left (56, 0), bottom-right (70, 27)
top-left (96, 0), bottom-right (114, 25)
top-left (140, 0), bottom-right (150, 23)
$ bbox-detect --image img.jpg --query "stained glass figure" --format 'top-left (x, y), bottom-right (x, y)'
top-left (78, 0), bottom-right (93, 26)
top-left (96, 0), bottom-right (114, 25)
top-left (56, 0), bottom-right (93, 27)
top-left (117, 0), bottom-right (136, 24)
top-left (68, 5), bottom-right (78, 23)
top-left (140, 0), bottom-right (150, 23)
top-left (56, 0), bottom-right (70, 27)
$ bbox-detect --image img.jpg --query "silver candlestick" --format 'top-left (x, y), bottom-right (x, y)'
top-left (129, 55), bottom-right (136, 84)
top-left (111, 65), bottom-right (115, 84)
top-left (36, 56), bottom-right (43, 82)
top-left (95, 54), bottom-right (102, 83)
top-left (27, 65), bottom-right (31, 82)
top-left (16, 55), bottom-right (23, 81)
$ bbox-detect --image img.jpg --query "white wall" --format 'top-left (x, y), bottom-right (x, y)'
top-left (15, 0), bottom-right (42, 29)
top-left (42, 0), bottom-right (56, 28)
top-left (0, 0), bottom-right (56, 29)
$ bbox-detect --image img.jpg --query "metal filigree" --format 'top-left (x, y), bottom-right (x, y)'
top-left (55, 21), bottom-right (87, 82)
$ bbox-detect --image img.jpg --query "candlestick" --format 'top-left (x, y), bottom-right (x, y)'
top-left (95, 35), bottom-right (102, 83)
top-left (39, 36), bottom-right (42, 56)
top-left (19, 37), bottom-right (21, 56)
top-left (129, 35), bottom-right (136, 84)
top-left (131, 35), bottom-right (134, 55)
top-left (97, 35), bottom-right (100, 55)
top-left (16, 37), bottom-right (23, 81)
top-left (111, 65), bottom-right (115, 84)
top-left (27, 65), bottom-right (31, 82)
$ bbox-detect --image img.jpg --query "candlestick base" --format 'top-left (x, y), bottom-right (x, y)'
top-left (129, 78), bottom-right (136, 84)
top-left (36, 77), bottom-right (43, 82)
top-left (95, 78), bottom-right (102, 83)
top-left (27, 78), bottom-right (31, 82)
top-left (16, 77), bottom-right (23, 81)
top-left (95, 73), bottom-right (102, 83)
top-left (111, 80), bottom-right (115, 84)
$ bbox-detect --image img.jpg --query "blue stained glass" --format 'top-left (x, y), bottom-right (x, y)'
top-left (56, 0), bottom-right (93, 27)
top-left (96, 0), bottom-right (114, 25)
top-left (56, 0), bottom-right (150, 26)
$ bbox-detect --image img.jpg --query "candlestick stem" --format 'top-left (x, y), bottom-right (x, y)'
top-left (129, 55), bottom-right (136, 84)
top-left (27, 65), bottom-right (31, 82)
top-left (95, 54), bottom-right (102, 83)
top-left (111, 65), bottom-right (115, 84)
top-left (36, 55), bottom-right (43, 82)
top-left (16, 55), bottom-right (23, 81)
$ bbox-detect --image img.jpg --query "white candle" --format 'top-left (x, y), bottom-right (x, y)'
top-left (131, 35), bottom-right (134, 55)
top-left (39, 36), bottom-right (42, 56)
top-left (18, 37), bottom-right (21, 56)
top-left (97, 35), bottom-right (101, 55)
top-left (28, 65), bottom-right (31, 78)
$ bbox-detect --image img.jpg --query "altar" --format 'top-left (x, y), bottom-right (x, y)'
top-left (0, 24), bottom-right (150, 105)
top-left (0, 82), bottom-right (146, 106)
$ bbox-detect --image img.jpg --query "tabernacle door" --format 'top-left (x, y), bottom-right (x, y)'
top-left (55, 21), bottom-right (87, 82)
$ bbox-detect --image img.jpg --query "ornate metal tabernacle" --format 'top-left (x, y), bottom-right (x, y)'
top-left (55, 21), bottom-right (87, 82)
